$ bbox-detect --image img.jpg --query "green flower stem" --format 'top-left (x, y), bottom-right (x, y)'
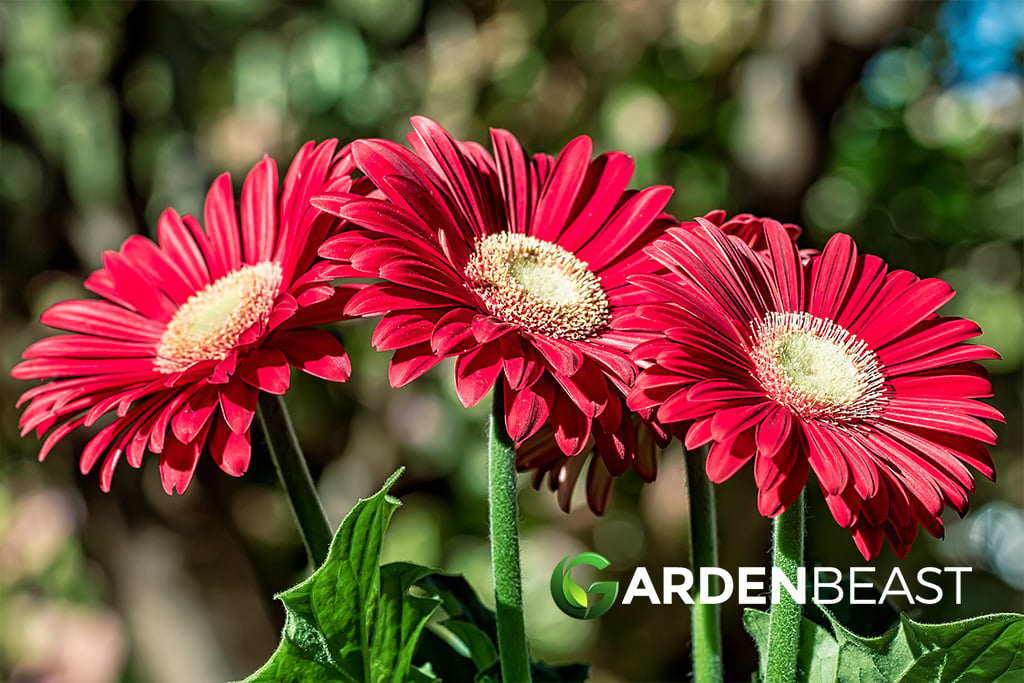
top-left (766, 490), bottom-right (805, 683)
top-left (685, 447), bottom-right (723, 683)
top-left (257, 393), bottom-right (333, 568)
top-left (487, 387), bottom-right (532, 683)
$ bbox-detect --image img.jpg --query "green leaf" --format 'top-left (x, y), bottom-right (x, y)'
top-left (243, 611), bottom-right (350, 683)
top-left (372, 562), bottom-right (442, 683)
top-left (412, 627), bottom-right (483, 683)
top-left (243, 470), bottom-right (590, 683)
top-left (829, 609), bottom-right (1024, 682)
top-left (407, 663), bottom-right (442, 683)
top-left (241, 469), bottom-right (441, 683)
top-left (413, 573), bottom-right (589, 682)
top-left (443, 620), bottom-right (499, 671)
top-left (309, 469), bottom-right (405, 680)
top-left (417, 573), bottom-right (498, 638)
top-left (744, 605), bottom-right (1024, 683)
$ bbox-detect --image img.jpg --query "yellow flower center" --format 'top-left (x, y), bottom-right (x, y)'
top-left (750, 311), bottom-right (886, 421)
top-left (154, 262), bottom-right (282, 374)
top-left (464, 233), bottom-right (610, 340)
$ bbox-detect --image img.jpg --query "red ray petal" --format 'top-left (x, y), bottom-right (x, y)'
top-left (275, 329), bottom-right (351, 382)
top-left (454, 342), bottom-right (503, 407)
top-left (240, 156), bottom-right (279, 264)
top-left (239, 347), bottom-right (291, 395)
top-left (204, 173), bottom-right (243, 277)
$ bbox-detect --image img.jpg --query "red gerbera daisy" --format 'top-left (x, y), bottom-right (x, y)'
top-left (13, 140), bottom-right (366, 494)
top-left (312, 116), bottom-right (675, 513)
top-left (628, 218), bottom-right (1003, 559)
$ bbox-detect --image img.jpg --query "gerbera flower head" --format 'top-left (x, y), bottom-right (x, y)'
top-left (312, 116), bottom-right (676, 513)
top-left (628, 218), bottom-right (1003, 559)
top-left (13, 140), bottom-right (368, 494)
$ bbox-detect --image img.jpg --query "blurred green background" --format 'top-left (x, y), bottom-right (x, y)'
top-left (1, 1), bottom-right (1021, 681)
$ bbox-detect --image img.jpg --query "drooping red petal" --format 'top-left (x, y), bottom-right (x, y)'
top-left (159, 435), bottom-right (202, 495)
top-left (454, 342), bottom-right (504, 407)
top-left (504, 375), bottom-right (555, 443)
top-left (239, 347), bottom-right (291, 395)
top-left (209, 420), bottom-right (252, 477)
top-left (275, 329), bottom-right (351, 382)
top-left (389, 342), bottom-right (445, 388)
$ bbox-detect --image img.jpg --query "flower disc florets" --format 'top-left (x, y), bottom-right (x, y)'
top-left (750, 311), bottom-right (886, 421)
top-left (155, 262), bottom-right (282, 373)
top-left (465, 233), bottom-right (610, 340)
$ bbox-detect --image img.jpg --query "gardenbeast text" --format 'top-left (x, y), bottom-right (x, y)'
top-left (621, 566), bottom-right (973, 606)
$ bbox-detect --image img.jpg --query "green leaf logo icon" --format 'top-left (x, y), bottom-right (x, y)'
top-left (550, 552), bottom-right (619, 620)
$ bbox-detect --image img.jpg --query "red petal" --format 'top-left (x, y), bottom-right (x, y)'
top-left (504, 375), bottom-right (555, 443)
top-left (204, 173), bottom-right (242, 277)
top-left (803, 422), bottom-right (850, 495)
top-left (219, 378), bottom-right (257, 434)
top-left (576, 185), bottom-right (673, 269)
top-left (157, 208), bottom-right (210, 291)
top-left (454, 343), bottom-right (503, 407)
top-left (585, 456), bottom-right (615, 515)
top-left (389, 342), bottom-right (444, 387)
top-left (705, 436), bottom-right (754, 483)
top-left (755, 407), bottom-right (792, 460)
top-left (882, 399), bottom-right (999, 444)
top-left (275, 329), bottom-right (351, 382)
top-left (472, 315), bottom-right (517, 344)
top-left (431, 308), bottom-right (480, 356)
top-left (851, 523), bottom-right (884, 560)
top-left (210, 421), bottom-right (251, 477)
top-left (40, 300), bottom-right (163, 341)
top-left (409, 116), bottom-right (499, 236)
top-left (102, 250), bottom-right (178, 321)
top-left (709, 402), bottom-right (772, 442)
top-left (171, 391), bottom-right (217, 444)
top-left (372, 311), bottom-right (437, 351)
top-left (530, 136), bottom-right (593, 243)
top-left (593, 415), bottom-right (636, 476)
top-left (550, 391), bottom-right (592, 457)
top-left (22, 335), bottom-right (156, 360)
top-left (809, 233), bottom-right (859, 320)
top-left (532, 336), bottom-right (583, 377)
top-left (490, 128), bottom-right (531, 234)
top-left (858, 278), bottom-right (956, 349)
top-left (346, 283), bottom-right (456, 317)
top-left (558, 152), bottom-right (636, 251)
top-left (240, 156), bottom-right (278, 264)
top-left (239, 348), bottom-right (291, 395)
top-left (159, 435), bottom-right (201, 495)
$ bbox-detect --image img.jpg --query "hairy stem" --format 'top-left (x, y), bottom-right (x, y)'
top-left (488, 388), bottom-right (532, 682)
top-left (766, 490), bottom-right (805, 683)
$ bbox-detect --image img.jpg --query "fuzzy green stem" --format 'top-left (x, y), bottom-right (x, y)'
top-left (685, 447), bottom-right (723, 683)
top-left (488, 388), bottom-right (532, 683)
top-left (257, 393), bottom-right (333, 568)
top-left (765, 490), bottom-right (805, 683)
